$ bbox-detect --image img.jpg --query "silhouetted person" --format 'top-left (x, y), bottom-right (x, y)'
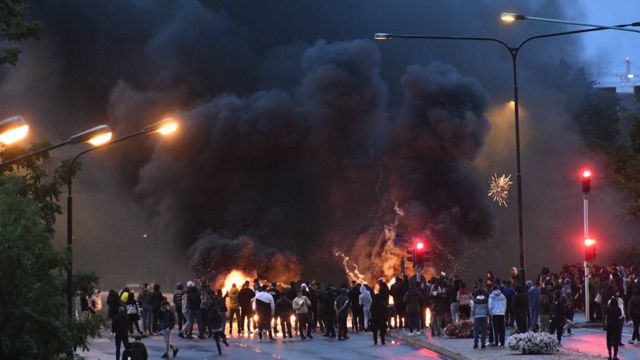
top-left (112, 307), bottom-right (129, 360)
top-left (370, 293), bottom-right (387, 345)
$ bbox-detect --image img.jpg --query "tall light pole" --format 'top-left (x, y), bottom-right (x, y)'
top-left (66, 117), bottom-right (178, 318)
top-left (374, 21), bottom-right (637, 283)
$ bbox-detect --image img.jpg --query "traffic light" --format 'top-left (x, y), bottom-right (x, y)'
top-left (582, 169), bottom-right (592, 195)
top-left (584, 238), bottom-right (596, 262)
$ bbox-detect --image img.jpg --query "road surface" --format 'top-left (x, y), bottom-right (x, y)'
top-left (79, 329), bottom-right (447, 360)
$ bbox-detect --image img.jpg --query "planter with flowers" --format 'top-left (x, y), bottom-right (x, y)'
top-left (444, 320), bottom-right (473, 338)
top-left (506, 332), bottom-right (559, 354)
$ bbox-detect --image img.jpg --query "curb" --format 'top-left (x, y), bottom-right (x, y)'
top-left (388, 331), bottom-right (470, 360)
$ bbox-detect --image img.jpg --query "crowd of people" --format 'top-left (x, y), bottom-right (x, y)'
top-left (89, 262), bottom-right (640, 360)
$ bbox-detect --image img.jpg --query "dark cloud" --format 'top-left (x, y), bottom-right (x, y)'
top-left (2, 0), bottom-right (617, 285)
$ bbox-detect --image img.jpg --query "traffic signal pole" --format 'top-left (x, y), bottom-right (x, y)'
top-left (583, 183), bottom-right (590, 322)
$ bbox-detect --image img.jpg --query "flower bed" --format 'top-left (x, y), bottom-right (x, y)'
top-left (506, 332), bottom-right (559, 354)
top-left (444, 320), bottom-right (473, 338)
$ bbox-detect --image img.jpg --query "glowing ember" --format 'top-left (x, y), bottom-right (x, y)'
top-left (488, 173), bottom-right (513, 207)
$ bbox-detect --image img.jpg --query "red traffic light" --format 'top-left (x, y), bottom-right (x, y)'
top-left (582, 169), bottom-right (592, 194)
top-left (584, 238), bottom-right (597, 262)
top-left (416, 242), bottom-right (424, 250)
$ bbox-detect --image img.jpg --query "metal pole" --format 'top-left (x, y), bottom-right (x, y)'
top-left (584, 194), bottom-right (590, 322)
top-left (67, 181), bottom-right (73, 318)
top-left (511, 50), bottom-right (526, 284)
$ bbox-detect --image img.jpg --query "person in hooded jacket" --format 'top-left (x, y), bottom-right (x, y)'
top-left (254, 285), bottom-right (276, 341)
top-left (150, 284), bottom-right (164, 335)
top-left (528, 281), bottom-right (541, 332)
top-left (549, 290), bottom-right (567, 345)
top-left (139, 283), bottom-right (152, 336)
top-left (513, 285), bottom-right (529, 333)
top-left (207, 290), bottom-right (229, 354)
top-left (186, 282), bottom-right (205, 339)
top-left (335, 288), bottom-right (351, 340)
top-left (431, 283), bottom-right (449, 337)
top-left (112, 307), bottom-right (130, 360)
top-left (359, 285), bottom-right (372, 331)
top-left (275, 293), bottom-right (294, 340)
top-left (390, 276), bottom-right (407, 329)
top-left (107, 289), bottom-right (120, 320)
top-left (471, 288), bottom-right (489, 349)
top-left (348, 281), bottom-right (362, 332)
top-left (321, 284), bottom-right (337, 338)
top-left (607, 296), bottom-right (624, 360)
top-left (370, 293), bottom-right (387, 345)
top-left (238, 281), bottom-right (256, 335)
top-left (538, 286), bottom-right (552, 333)
top-left (488, 285), bottom-right (507, 347)
top-left (403, 282), bottom-right (425, 336)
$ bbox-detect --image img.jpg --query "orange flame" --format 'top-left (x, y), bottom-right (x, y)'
top-left (219, 269), bottom-right (256, 295)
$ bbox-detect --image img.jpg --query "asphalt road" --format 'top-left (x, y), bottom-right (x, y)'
top-left (80, 329), bottom-right (447, 360)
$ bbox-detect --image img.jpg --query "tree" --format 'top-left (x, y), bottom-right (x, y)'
top-left (0, 0), bottom-right (40, 65)
top-left (0, 145), bottom-right (101, 359)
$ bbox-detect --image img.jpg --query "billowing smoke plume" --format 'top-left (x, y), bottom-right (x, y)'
top-left (136, 39), bottom-right (493, 282)
top-left (188, 233), bottom-right (300, 284)
top-left (3, 0), bottom-right (623, 286)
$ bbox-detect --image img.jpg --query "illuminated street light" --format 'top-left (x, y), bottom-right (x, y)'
top-left (0, 116), bottom-right (29, 145)
top-left (501, 12), bottom-right (640, 34)
top-left (144, 117), bottom-right (179, 135)
top-left (65, 117), bottom-right (179, 317)
top-left (0, 124), bottom-right (113, 167)
top-left (500, 13), bottom-right (525, 23)
top-left (69, 124), bottom-right (113, 145)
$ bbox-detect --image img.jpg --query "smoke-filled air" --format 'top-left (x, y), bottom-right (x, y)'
top-left (2, 0), bottom-right (636, 287)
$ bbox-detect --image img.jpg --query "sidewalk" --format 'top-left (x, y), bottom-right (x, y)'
top-left (388, 320), bottom-right (640, 360)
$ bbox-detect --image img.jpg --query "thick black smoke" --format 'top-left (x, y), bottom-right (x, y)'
top-left (2, 0), bottom-right (617, 285)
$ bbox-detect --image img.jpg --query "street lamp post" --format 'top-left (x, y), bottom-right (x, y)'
top-left (0, 116), bottom-right (29, 145)
top-left (0, 124), bottom-right (113, 168)
top-left (374, 22), bottom-right (636, 283)
top-left (500, 13), bottom-right (640, 34)
top-left (66, 118), bottom-right (177, 318)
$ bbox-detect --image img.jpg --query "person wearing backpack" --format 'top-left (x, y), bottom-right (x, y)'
top-left (628, 288), bottom-right (640, 344)
top-left (457, 283), bottom-right (472, 321)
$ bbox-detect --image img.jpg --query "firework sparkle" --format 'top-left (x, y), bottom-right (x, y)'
top-left (488, 173), bottom-right (513, 207)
